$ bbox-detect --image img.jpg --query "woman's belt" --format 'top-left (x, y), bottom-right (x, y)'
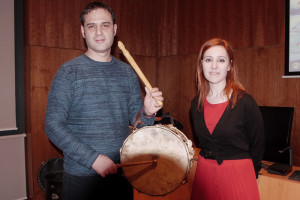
top-left (199, 149), bottom-right (251, 165)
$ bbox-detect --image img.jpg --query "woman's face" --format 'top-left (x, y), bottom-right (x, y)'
top-left (202, 45), bottom-right (230, 86)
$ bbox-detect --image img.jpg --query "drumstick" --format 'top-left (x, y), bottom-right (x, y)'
top-left (118, 41), bottom-right (163, 107)
top-left (116, 160), bottom-right (157, 168)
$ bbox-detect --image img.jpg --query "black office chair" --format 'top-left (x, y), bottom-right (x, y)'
top-left (259, 106), bottom-right (294, 166)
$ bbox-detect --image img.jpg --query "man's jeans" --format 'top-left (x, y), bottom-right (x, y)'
top-left (63, 170), bottom-right (133, 200)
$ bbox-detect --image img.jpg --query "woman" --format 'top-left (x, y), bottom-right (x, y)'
top-left (190, 38), bottom-right (264, 200)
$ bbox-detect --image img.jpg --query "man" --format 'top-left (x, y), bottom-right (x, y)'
top-left (45, 1), bottom-right (163, 199)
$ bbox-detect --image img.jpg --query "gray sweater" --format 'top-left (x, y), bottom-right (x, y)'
top-left (45, 54), bottom-right (155, 176)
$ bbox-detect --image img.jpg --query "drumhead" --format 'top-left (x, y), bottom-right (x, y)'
top-left (120, 125), bottom-right (192, 196)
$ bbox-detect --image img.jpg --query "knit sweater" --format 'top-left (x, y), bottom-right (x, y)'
top-left (191, 93), bottom-right (265, 175)
top-left (45, 54), bottom-right (155, 176)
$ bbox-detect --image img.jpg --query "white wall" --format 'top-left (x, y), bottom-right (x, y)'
top-left (0, 0), bottom-right (26, 199)
top-left (0, 134), bottom-right (27, 200)
top-left (0, 0), bottom-right (17, 131)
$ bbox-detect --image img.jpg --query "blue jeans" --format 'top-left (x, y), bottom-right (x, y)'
top-left (63, 170), bottom-right (133, 200)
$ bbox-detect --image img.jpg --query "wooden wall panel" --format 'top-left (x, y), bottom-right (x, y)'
top-left (236, 45), bottom-right (300, 165)
top-left (117, 0), bottom-right (284, 55)
top-left (25, 0), bottom-right (91, 49)
top-left (114, 0), bottom-right (179, 56)
top-left (154, 55), bottom-right (198, 140)
top-left (128, 55), bottom-right (158, 87)
top-left (176, 55), bottom-right (198, 140)
top-left (178, 0), bottom-right (285, 54)
top-left (25, 0), bottom-right (286, 54)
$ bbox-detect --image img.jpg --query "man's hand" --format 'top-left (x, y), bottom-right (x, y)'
top-left (92, 154), bottom-right (117, 177)
top-left (143, 87), bottom-right (164, 115)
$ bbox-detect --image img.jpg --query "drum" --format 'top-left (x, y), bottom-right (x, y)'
top-left (120, 124), bottom-right (194, 196)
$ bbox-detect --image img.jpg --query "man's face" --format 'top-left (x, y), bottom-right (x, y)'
top-left (81, 8), bottom-right (117, 56)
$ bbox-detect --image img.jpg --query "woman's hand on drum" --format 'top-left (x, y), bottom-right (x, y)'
top-left (143, 87), bottom-right (164, 115)
top-left (92, 154), bottom-right (117, 177)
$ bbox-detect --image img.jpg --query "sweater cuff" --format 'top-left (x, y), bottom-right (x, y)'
top-left (85, 151), bottom-right (100, 170)
top-left (142, 108), bottom-right (156, 118)
top-left (140, 110), bottom-right (155, 126)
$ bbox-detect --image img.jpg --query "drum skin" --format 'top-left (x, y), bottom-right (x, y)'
top-left (120, 125), bottom-right (194, 196)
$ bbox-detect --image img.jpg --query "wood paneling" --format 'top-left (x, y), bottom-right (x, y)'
top-left (24, 0), bottom-right (300, 199)
top-left (24, 0), bottom-right (285, 52)
top-left (25, 0), bottom-right (91, 49)
top-left (154, 55), bottom-right (198, 140)
top-left (178, 0), bottom-right (285, 55)
top-left (236, 45), bottom-right (300, 166)
top-left (114, 0), bottom-right (179, 56)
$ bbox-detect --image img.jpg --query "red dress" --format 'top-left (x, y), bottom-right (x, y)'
top-left (191, 100), bottom-right (260, 200)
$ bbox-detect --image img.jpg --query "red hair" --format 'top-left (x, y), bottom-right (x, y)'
top-left (196, 38), bottom-right (245, 110)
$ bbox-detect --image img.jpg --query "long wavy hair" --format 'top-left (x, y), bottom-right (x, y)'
top-left (196, 38), bottom-right (245, 110)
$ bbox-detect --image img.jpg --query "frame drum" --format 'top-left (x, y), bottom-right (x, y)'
top-left (120, 125), bottom-right (194, 196)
